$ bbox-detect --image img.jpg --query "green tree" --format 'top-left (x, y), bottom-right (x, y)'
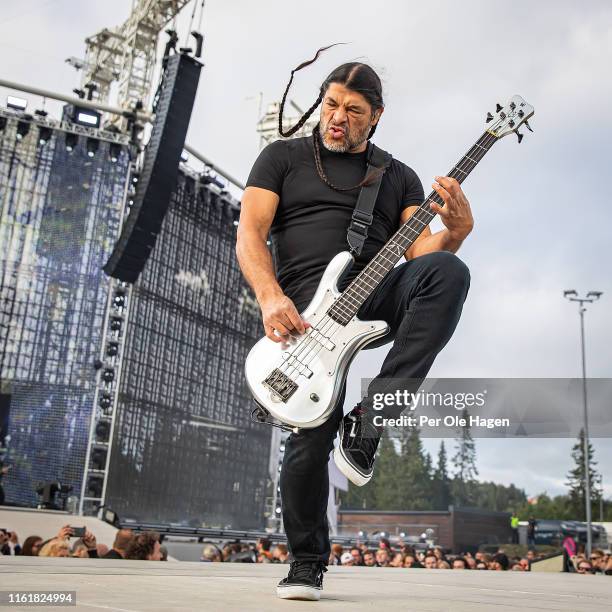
top-left (397, 428), bottom-right (432, 510)
top-left (370, 430), bottom-right (403, 509)
top-left (565, 428), bottom-right (601, 520)
top-left (431, 441), bottom-right (452, 510)
top-left (451, 409), bottom-right (478, 506)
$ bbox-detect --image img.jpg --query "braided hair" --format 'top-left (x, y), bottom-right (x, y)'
top-left (278, 47), bottom-right (388, 192)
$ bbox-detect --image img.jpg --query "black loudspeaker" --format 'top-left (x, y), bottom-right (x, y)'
top-left (103, 53), bottom-right (202, 283)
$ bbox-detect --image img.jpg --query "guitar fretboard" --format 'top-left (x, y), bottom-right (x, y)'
top-left (328, 131), bottom-right (498, 325)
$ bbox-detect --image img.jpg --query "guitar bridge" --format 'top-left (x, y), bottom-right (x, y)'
top-left (262, 368), bottom-right (298, 402)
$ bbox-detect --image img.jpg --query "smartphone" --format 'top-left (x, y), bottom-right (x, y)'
top-left (70, 526), bottom-right (86, 538)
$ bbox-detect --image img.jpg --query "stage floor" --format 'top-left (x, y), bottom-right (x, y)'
top-left (1, 556), bottom-right (609, 611)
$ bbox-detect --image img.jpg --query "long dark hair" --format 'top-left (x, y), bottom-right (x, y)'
top-left (278, 45), bottom-right (388, 191)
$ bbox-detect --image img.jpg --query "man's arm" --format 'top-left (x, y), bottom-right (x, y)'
top-left (402, 176), bottom-right (474, 260)
top-left (236, 186), bottom-right (309, 342)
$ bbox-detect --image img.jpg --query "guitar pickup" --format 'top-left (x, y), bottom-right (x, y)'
top-left (307, 328), bottom-right (336, 351)
top-left (281, 353), bottom-right (313, 378)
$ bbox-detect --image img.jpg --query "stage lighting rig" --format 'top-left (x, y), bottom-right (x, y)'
top-left (86, 137), bottom-right (99, 157)
top-left (65, 132), bottom-right (78, 152)
top-left (38, 126), bottom-right (52, 146)
top-left (16, 121), bottom-right (30, 140)
top-left (7, 95), bottom-right (27, 111)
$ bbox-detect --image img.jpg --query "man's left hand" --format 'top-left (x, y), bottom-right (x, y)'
top-left (430, 176), bottom-right (474, 241)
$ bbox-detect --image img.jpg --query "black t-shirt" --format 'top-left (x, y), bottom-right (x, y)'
top-left (245, 136), bottom-right (424, 311)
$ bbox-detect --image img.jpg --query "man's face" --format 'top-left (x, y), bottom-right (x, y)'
top-left (424, 556), bottom-right (438, 569)
top-left (375, 549), bottom-right (389, 565)
top-left (577, 561), bottom-right (592, 574)
top-left (363, 552), bottom-right (376, 566)
top-left (319, 82), bottom-right (382, 153)
top-left (452, 559), bottom-right (466, 570)
top-left (351, 549), bottom-right (361, 563)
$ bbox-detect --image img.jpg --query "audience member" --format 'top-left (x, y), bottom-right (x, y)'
top-left (21, 536), bottom-right (43, 556)
top-left (103, 529), bottom-right (133, 559)
top-left (124, 531), bottom-right (162, 561)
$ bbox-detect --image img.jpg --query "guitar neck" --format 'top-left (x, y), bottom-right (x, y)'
top-left (329, 130), bottom-right (498, 325)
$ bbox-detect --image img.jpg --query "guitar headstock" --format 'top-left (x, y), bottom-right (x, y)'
top-left (485, 95), bottom-right (535, 143)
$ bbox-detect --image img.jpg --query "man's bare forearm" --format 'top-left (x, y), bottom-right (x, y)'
top-left (236, 232), bottom-right (283, 303)
top-left (408, 228), bottom-right (465, 258)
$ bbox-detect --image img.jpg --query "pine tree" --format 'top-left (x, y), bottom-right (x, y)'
top-left (370, 430), bottom-right (402, 509)
top-left (432, 441), bottom-right (452, 510)
top-left (451, 408), bottom-right (478, 507)
top-left (566, 428), bottom-right (601, 520)
top-left (397, 427), bottom-right (432, 510)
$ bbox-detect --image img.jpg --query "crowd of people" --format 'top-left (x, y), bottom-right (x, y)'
top-left (2, 527), bottom-right (610, 575)
top-left (0, 526), bottom-right (166, 561)
top-left (201, 536), bottom-right (612, 575)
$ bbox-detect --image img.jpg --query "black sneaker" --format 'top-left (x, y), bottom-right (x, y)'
top-left (276, 560), bottom-right (328, 601)
top-left (333, 403), bottom-right (381, 486)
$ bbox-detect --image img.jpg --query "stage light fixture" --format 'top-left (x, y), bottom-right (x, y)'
top-left (109, 142), bottom-right (121, 163)
top-left (102, 368), bottom-right (115, 383)
top-left (86, 475), bottom-right (103, 498)
top-left (95, 421), bottom-right (110, 441)
top-left (99, 393), bottom-right (112, 411)
top-left (86, 137), bottom-right (99, 158)
top-left (16, 121), bottom-right (30, 140)
top-left (102, 508), bottom-right (119, 527)
top-left (73, 107), bottom-right (101, 128)
top-left (113, 292), bottom-right (126, 308)
top-left (38, 126), bottom-right (52, 145)
top-left (7, 95), bottom-right (27, 111)
top-left (91, 447), bottom-right (107, 470)
top-left (110, 317), bottom-right (122, 332)
top-left (106, 342), bottom-right (119, 357)
top-left (65, 132), bottom-right (78, 152)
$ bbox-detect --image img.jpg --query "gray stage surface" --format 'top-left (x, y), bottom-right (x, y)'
top-left (1, 556), bottom-right (610, 611)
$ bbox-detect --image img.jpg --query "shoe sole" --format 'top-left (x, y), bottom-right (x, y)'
top-left (333, 444), bottom-right (372, 487)
top-left (276, 585), bottom-right (321, 601)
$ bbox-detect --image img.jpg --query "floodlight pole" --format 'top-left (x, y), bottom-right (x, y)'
top-left (563, 290), bottom-right (603, 557)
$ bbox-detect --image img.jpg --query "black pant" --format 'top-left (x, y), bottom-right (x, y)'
top-left (279, 251), bottom-right (471, 564)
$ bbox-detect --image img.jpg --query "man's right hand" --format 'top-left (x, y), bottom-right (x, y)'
top-left (259, 293), bottom-right (311, 343)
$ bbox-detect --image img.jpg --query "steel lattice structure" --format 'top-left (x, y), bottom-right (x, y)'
top-left (66, 0), bottom-right (191, 129)
top-left (0, 108), bottom-right (131, 506)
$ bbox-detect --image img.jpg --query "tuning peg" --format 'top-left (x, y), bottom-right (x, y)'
top-left (486, 112), bottom-right (494, 123)
top-left (496, 103), bottom-right (503, 112)
top-left (524, 120), bottom-right (534, 132)
top-left (516, 131), bottom-right (524, 144)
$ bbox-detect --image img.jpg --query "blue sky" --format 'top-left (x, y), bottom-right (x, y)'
top-left (1, 0), bottom-right (610, 499)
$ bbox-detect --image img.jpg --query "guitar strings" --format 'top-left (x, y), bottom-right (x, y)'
top-left (276, 130), bottom-right (497, 383)
top-left (274, 130), bottom-right (497, 385)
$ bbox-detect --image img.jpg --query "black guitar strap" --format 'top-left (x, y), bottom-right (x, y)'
top-left (346, 141), bottom-right (393, 257)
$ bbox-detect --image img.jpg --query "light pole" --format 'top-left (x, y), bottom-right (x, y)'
top-left (563, 289), bottom-right (603, 557)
